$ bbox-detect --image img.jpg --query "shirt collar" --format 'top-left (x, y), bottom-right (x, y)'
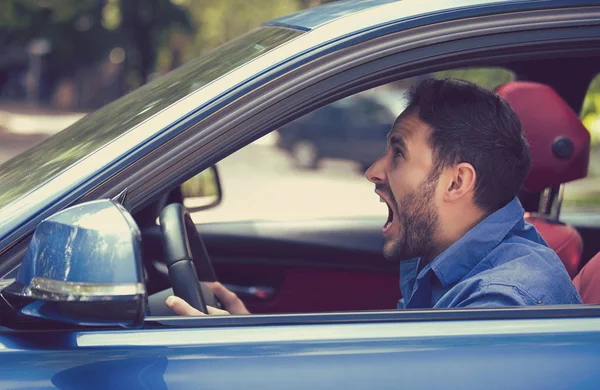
top-left (428, 197), bottom-right (525, 288)
top-left (399, 257), bottom-right (420, 302)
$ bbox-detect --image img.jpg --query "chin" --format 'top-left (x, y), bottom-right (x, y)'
top-left (383, 240), bottom-right (418, 262)
top-left (382, 240), bottom-right (400, 262)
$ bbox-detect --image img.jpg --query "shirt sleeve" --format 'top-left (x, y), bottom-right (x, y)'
top-left (397, 298), bottom-right (405, 309)
top-left (455, 283), bottom-right (539, 308)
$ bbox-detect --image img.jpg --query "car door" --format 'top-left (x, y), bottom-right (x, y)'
top-left (142, 217), bottom-right (401, 314)
top-left (1, 309), bottom-right (600, 389)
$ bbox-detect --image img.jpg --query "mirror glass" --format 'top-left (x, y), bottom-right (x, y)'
top-left (181, 166), bottom-right (222, 211)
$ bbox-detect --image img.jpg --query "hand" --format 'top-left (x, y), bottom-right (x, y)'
top-left (165, 281), bottom-right (250, 316)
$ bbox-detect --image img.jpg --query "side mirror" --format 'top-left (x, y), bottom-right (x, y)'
top-left (1, 200), bottom-right (145, 328)
top-left (180, 165), bottom-right (222, 212)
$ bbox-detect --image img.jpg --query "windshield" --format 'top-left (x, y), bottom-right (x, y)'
top-left (0, 26), bottom-right (301, 212)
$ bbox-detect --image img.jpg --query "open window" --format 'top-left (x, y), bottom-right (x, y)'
top-left (143, 67), bottom-right (527, 315)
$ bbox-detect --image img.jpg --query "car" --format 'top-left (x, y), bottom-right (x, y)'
top-left (276, 89), bottom-right (406, 171)
top-left (1, 0), bottom-right (600, 388)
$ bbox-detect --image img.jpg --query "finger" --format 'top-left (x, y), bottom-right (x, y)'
top-left (205, 282), bottom-right (250, 314)
top-left (166, 296), bottom-right (205, 316)
top-left (205, 281), bottom-right (237, 304)
top-left (206, 305), bottom-right (231, 315)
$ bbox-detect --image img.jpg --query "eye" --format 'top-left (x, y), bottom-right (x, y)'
top-left (393, 148), bottom-right (404, 159)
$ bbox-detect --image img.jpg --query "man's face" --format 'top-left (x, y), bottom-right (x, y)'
top-left (366, 113), bottom-right (441, 262)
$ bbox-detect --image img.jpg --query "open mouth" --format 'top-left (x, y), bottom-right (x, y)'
top-left (380, 197), bottom-right (394, 233)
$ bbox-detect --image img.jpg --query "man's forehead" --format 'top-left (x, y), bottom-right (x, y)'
top-left (388, 113), bottom-right (430, 141)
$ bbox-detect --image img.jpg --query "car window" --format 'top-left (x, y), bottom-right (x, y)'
top-left (563, 73), bottom-right (600, 214)
top-left (192, 67), bottom-right (514, 224)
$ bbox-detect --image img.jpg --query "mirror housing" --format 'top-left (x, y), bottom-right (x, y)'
top-left (2, 200), bottom-right (146, 328)
top-left (181, 165), bottom-right (222, 212)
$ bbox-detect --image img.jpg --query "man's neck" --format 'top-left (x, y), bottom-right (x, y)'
top-left (429, 207), bottom-right (489, 263)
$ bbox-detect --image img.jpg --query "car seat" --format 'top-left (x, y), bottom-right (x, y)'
top-left (496, 81), bottom-right (590, 278)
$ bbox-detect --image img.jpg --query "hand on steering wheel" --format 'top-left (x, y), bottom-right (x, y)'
top-left (159, 203), bottom-right (222, 314)
top-left (166, 281), bottom-right (250, 316)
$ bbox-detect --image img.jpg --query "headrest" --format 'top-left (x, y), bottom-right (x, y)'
top-left (496, 82), bottom-right (590, 192)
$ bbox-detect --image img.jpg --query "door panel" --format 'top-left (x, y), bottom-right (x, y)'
top-left (2, 316), bottom-right (599, 389)
top-left (142, 217), bottom-right (400, 313)
top-left (215, 263), bottom-right (398, 313)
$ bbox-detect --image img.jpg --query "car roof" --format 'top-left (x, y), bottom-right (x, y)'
top-left (265, 0), bottom-right (598, 31)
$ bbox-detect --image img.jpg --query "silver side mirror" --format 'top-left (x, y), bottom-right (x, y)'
top-left (2, 200), bottom-right (146, 327)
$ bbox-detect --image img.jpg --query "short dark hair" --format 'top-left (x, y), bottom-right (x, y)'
top-left (402, 77), bottom-right (531, 213)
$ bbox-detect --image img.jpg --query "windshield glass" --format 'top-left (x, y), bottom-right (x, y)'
top-left (0, 26), bottom-right (301, 211)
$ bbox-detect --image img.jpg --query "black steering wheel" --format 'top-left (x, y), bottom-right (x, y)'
top-left (157, 203), bottom-right (219, 313)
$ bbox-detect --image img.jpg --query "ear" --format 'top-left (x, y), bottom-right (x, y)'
top-left (443, 163), bottom-right (477, 202)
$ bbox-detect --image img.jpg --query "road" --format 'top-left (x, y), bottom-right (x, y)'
top-left (198, 140), bottom-right (386, 223)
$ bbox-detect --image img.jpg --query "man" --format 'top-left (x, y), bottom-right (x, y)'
top-left (167, 78), bottom-right (581, 316)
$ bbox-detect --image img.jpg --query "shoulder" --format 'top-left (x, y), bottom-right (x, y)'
top-left (443, 239), bottom-right (582, 307)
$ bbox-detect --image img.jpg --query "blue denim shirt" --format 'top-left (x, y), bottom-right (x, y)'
top-left (398, 197), bottom-right (582, 309)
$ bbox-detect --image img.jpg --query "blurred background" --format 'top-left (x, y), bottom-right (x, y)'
top-left (1, 0), bottom-right (600, 222)
top-left (0, 0), bottom-right (323, 162)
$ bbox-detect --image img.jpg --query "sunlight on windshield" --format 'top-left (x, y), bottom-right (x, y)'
top-left (0, 27), bottom-right (301, 213)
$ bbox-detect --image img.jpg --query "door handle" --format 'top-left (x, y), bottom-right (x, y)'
top-left (223, 284), bottom-right (275, 300)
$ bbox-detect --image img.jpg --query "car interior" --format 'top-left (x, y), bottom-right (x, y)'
top-left (134, 55), bottom-right (600, 316)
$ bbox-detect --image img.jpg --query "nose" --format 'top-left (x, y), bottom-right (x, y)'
top-left (365, 155), bottom-right (386, 184)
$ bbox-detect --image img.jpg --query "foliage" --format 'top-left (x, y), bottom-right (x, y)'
top-left (0, 0), bottom-right (193, 96)
top-left (155, 0), bottom-right (303, 73)
top-left (580, 75), bottom-right (600, 146)
top-left (433, 67), bottom-right (514, 90)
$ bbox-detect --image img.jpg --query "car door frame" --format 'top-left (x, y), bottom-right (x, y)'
top-left (53, 5), bottom-right (600, 319)
top-left (0, 2), bottom-right (600, 315)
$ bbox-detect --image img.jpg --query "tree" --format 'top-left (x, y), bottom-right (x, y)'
top-left (0, 0), bottom-right (193, 106)
top-left (157, 0), bottom-right (301, 72)
top-left (117, 0), bottom-right (193, 84)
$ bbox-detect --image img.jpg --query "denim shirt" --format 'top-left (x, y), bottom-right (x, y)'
top-left (398, 197), bottom-right (582, 309)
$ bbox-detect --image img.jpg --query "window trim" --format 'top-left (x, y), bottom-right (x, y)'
top-left (145, 304), bottom-right (600, 329)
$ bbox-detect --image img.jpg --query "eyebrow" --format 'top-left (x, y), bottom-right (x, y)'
top-left (388, 134), bottom-right (407, 152)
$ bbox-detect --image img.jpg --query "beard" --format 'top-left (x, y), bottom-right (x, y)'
top-left (381, 171), bottom-right (440, 262)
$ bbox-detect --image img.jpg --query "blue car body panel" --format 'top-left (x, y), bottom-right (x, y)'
top-left (1, 317), bottom-right (599, 389)
top-left (0, 1), bottom-right (599, 388)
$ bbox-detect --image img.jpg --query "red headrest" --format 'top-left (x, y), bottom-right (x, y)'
top-left (496, 82), bottom-right (590, 193)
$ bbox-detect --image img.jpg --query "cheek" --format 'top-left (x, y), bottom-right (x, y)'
top-left (388, 159), bottom-right (431, 198)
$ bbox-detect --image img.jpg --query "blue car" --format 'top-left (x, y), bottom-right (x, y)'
top-left (1, 0), bottom-right (600, 388)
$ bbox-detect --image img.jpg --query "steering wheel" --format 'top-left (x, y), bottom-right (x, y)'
top-left (158, 203), bottom-right (219, 313)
